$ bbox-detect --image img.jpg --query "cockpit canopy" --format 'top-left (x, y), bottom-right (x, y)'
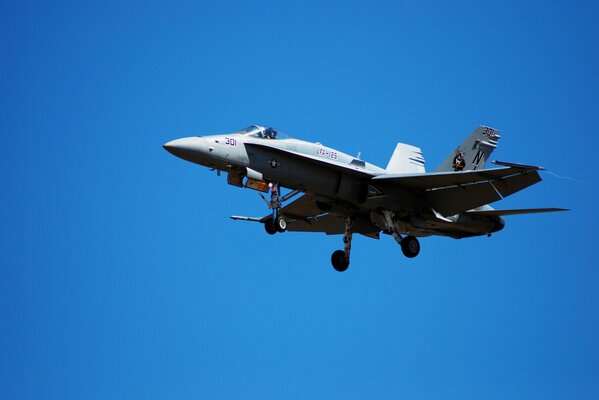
top-left (241, 125), bottom-right (283, 139)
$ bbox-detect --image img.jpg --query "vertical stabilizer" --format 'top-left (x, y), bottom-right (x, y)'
top-left (386, 143), bottom-right (425, 174)
top-left (434, 126), bottom-right (500, 172)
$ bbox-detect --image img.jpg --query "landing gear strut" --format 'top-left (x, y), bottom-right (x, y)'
top-left (261, 182), bottom-right (287, 234)
top-left (381, 210), bottom-right (420, 259)
top-left (260, 183), bottom-right (303, 235)
top-left (331, 217), bottom-right (353, 272)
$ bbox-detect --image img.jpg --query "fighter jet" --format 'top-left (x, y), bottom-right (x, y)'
top-left (164, 125), bottom-right (566, 271)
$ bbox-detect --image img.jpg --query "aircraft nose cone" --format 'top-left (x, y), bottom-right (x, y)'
top-left (163, 137), bottom-right (191, 154)
top-left (163, 141), bottom-right (174, 151)
top-left (163, 136), bottom-right (209, 162)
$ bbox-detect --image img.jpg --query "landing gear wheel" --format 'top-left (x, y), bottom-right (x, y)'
top-left (401, 235), bottom-right (420, 258)
top-left (331, 250), bottom-right (349, 272)
top-left (275, 216), bottom-right (287, 233)
top-left (264, 220), bottom-right (277, 235)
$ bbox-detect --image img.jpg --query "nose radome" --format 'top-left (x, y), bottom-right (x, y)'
top-left (163, 137), bottom-right (195, 153)
top-left (163, 136), bottom-right (209, 161)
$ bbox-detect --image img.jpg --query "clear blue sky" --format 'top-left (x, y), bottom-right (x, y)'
top-left (2, 1), bottom-right (598, 399)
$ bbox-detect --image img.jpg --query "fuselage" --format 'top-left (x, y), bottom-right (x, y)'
top-left (164, 125), bottom-right (505, 239)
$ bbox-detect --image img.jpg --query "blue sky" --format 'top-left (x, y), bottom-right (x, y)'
top-left (2, 1), bottom-right (598, 399)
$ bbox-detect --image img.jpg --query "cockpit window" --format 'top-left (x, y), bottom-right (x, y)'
top-left (242, 125), bottom-right (281, 139)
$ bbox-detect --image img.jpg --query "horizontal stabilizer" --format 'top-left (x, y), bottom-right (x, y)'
top-left (466, 208), bottom-right (569, 216)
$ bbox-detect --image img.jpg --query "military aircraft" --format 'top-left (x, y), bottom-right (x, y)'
top-left (164, 125), bottom-right (566, 271)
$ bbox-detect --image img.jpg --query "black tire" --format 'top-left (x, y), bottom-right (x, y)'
top-left (400, 235), bottom-right (420, 258)
top-left (264, 220), bottom-right (277, 235)
top-left (275, 216), bottom-right (287, 233)
top-left (331, 250), bottom-right (349, 272)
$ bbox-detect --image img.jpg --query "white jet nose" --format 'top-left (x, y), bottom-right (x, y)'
top-left (163, 136), bottom-right (210, 162)
top-left (163, 137), bottom-right (198, 153)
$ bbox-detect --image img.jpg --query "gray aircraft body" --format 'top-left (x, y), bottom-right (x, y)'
top-left (164, 125), bottom-right (566, 271)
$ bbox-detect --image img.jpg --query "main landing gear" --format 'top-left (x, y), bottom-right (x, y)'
top-left (381, 210), bottom-right (420, 258)
top-left (328, 214), bottom-right (420, 272)
top-left (331, 217), bottom-right (353, 272)
top-left (257, 186), bottom-right (421, 271)
top-left (400, 235), bottom-right (420, 258)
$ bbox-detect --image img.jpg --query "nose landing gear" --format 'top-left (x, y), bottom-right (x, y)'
top-left (264, 215), bottom-right (287, 234)
top-left (264, 220), bottom-right (277, 235)
top-left (260, 183), bottom-right (303, 235)
top-left (274, 215), bottom-right (287, 232)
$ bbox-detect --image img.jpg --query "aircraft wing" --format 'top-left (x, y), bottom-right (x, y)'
top-left (271, 193), bottom-right (379, 237)
top-left (232, 193), bottom-right (325, 223)
top-left (268, 192), bottom-right (320, 218)
top-left (285, 212), bottom-right (380, 238)
top-left (260, 192), bottom-right (343, 234)
top-left (286, 214), bottom-right (347, 235)
top-left (372, 163), bottom-right (545, 216)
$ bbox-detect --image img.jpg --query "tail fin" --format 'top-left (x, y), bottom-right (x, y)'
top-left (386, 143), bottom-right (425, 174)
top-left (434, 126), bottom-right (500, 172)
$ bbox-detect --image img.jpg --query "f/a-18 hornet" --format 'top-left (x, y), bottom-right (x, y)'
top-left (164, 125), bottom-right (566, 271)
